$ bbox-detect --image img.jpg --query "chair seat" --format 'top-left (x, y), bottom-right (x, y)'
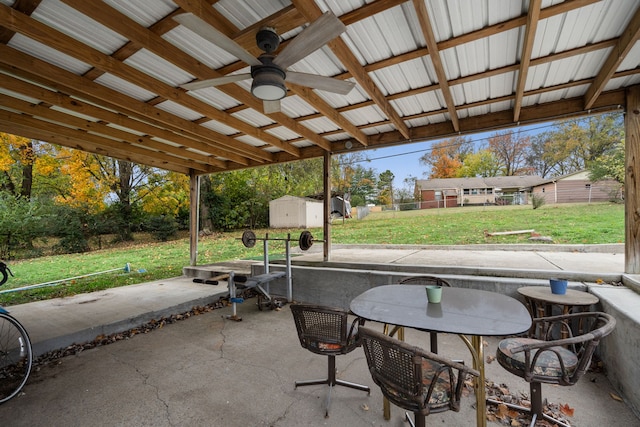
top-left (497, 338), bottom-right (578, 378)
top-left (382, 359), bottom-right (453, 411)
top-left (306, 323), bottom-right (359, 353)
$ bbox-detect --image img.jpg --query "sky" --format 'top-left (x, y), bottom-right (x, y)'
top-left (352, 121), bottom-right (559, 190)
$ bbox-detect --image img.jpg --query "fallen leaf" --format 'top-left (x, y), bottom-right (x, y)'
top-left (496, 403), bottom-right (510, 419)
top-left (560, 403), bottom-right (574, 417)
top-left (610, 393), bottom-right (623, 402)
top-left (361, 404), bottom-right (369, 411)
top-left (486, 355), bottom-right (495, 364)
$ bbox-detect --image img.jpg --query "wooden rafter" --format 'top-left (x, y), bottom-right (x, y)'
top-left (412, 0), bottom-right (459, 132)
top-left (173, 0), bottom-right (365, 149)
top-left (0, 45), bottom-right (267, 164)
top-left (584, 4), bottom-right (640, 109)
top-left (291, 0), bottom-right (411, 141)
top-left (513, 0), bottom-right (542, 122)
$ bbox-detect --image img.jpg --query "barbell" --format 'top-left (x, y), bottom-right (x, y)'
top-left (240, 230), bottom-right (319, 251)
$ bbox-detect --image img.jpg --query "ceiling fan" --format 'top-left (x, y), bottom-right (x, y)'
top-left (174, 11), bottom-right (355, 114)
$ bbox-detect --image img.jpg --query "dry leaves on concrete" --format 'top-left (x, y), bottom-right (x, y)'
top-left (485, 379), bottom-right (574, 426)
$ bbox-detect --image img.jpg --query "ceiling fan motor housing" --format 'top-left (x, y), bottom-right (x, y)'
top-left (251, 54), bottom-right (287, 100)
top-left (256, 27), bottom-right (280, 53)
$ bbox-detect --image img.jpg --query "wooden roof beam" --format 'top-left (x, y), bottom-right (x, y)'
top-left (0, 73), bottom-right (242, 167)
top-left (0, 111), bottom-right (211, 173)
top-left (412, 0), bottom-right (459, 132)
top-left (0, 93), bottom-right (223, 170)
top-left (513, 0), bottom-right (542, 122)
top-left (584, 4), bottom-right (640, 109)
top-left (292, 0), bottom-right (411, 141)
top-left (0, 46), bottom-right (266, 164)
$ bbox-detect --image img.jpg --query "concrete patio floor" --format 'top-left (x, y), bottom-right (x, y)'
top-left (1, 292), bottom-right (637, 427)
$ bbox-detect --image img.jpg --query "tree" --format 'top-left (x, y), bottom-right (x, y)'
top-left (377, 170), bottom-right (394, 206)
top-left (526, 132), bottom-right (556, 178)
top-left (457, 149), bottom-right (502, 177)
top-left (333, 152), bottom-right (377, 207)
top-left (396, 176), bottom-right (418, 210)
top-left (589, 138), bottom-right (625, 184)
top-left (487, 130), bottom-right (531, 176)
top-left (534, 113), bottom-right (624, 177)
top-left (419, 136), bottom-right (473, 178)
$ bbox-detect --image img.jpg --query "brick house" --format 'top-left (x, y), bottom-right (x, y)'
top-left (415, 176), bottom-right (545, 209)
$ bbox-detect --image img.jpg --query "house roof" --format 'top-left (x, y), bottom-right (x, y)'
top-left (1, 0), bottom-right (639, 175)
top-left (416, 175), bottom-right (545, 190)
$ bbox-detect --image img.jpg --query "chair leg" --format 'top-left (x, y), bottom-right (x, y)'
top-left (429, 332), bottom-right (438, 353)
top-left (405, 411), bottom-right (425, 427)
top-left (294, 355), bottom-right (369, 418)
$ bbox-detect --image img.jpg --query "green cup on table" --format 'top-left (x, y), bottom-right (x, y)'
top-left (425, 285), bottom-right (442, 303)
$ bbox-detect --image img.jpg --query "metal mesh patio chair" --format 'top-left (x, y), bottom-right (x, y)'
top-left (290, 303), bottom-right (370, 417)
top-left (384, 276), bottom-right (452, 353)
top-left (488, 311), bottom-right (616, 427)
top-left (359, 326), bottom-right (478, 427)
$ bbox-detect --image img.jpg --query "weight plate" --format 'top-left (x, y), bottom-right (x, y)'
top-left (299, 231), bottom-right (314, 251)
top-left (241, 230), bottom-right (256, 248)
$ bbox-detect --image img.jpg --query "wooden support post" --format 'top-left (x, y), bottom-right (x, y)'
top-left (323, 151), bottom-right (332, 261)
top-left (626, 86), bottom-right (640, 273)
top-left (189, 172), bottom-right (200, 267)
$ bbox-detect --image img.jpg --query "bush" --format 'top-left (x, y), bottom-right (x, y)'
top-left (146, 215), bottom-right (179, 241)
top-left (531, 193), bottom-right (546, 209)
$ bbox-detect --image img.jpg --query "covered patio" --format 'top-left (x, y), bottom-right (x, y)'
top-left (0, 271), bottom-right (637, 426)
top-left (1, 1), bottom-right (640, 425)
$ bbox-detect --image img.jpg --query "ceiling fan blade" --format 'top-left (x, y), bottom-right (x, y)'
top-left (182, 74), bottom-right (251, 91)
top-left (287, 72), bottom-right (355, 95)
top-left (173, 13), bottom-right (261, 67)
top-left (263, 100), bottom-right (281, 114)
top-left (274, 12), bottom-right (346, 70)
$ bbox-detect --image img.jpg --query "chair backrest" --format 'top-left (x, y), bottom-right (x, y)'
top-left (290, 303), bottom-right (359, 356)
top-left (399, 276), bottom-right (452, 287)
top-left (359, 326), bottom-right (478, 416)
top-left (521, 311), bottom-right (616, 385)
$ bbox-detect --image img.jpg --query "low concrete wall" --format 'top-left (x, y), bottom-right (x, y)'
top-left (591, 279), bottom-right (640, 419)
top-left (251, 261), bottom-right (640, 419)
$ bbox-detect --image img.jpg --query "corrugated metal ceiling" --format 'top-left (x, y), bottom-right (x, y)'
top-left (0, 0), bottom-right (638, 175)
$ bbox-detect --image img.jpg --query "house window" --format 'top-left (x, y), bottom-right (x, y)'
top-left (463, 189), bottom-right (470, 195)
top-left (471, 188), bottom-right (478, 195)
top-left (435, 191), bottom-right (442, 200)
top-left (585, 184), bottom-right (591, 189)
top-left (542, 188), bottom-right (545, 193)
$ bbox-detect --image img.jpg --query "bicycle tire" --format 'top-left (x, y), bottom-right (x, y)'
top-left (0, 312), bottom-right (33, 403)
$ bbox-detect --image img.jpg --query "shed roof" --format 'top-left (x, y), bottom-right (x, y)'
top-left (1, 0), bottom-right (639, 175)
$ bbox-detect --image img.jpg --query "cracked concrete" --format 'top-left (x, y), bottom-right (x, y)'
top-left (1, 300), bottom-right (637, 427)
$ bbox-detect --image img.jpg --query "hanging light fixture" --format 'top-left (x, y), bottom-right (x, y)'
top-left (250, 55), bottom-right (287, 101)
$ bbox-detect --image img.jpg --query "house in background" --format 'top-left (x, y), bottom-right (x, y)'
top-left (415, 176), bottom-right (545, 209)
top-left (531, 170), bottom-right (622, 204)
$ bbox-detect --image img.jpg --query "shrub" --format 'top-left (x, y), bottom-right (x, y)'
top-left (531, 193), bottom-right (546, 210)
top-left (146, 215), bottom-right (179, 242)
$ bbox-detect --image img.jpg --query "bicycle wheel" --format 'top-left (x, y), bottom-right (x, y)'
top-left (0, 313), bottom-right (33, 403)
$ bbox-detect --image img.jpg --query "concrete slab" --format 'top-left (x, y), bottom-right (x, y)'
top-left (0, 301), bottom-right (636, 427)
top-left (1, 244), bottom-right (638, 425)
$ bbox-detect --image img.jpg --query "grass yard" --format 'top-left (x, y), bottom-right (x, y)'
top-left (0, 202), bottom-right (623, 306)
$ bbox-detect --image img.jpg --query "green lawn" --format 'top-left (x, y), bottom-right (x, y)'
top-left (0, 202), bottom-right (623, 306)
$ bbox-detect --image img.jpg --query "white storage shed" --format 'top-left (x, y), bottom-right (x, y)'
top-left (269, 196), bottom-right (323, 229)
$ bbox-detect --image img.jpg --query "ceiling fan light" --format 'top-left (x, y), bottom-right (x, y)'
top-left (251, 70), bottom-right (286, 101)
